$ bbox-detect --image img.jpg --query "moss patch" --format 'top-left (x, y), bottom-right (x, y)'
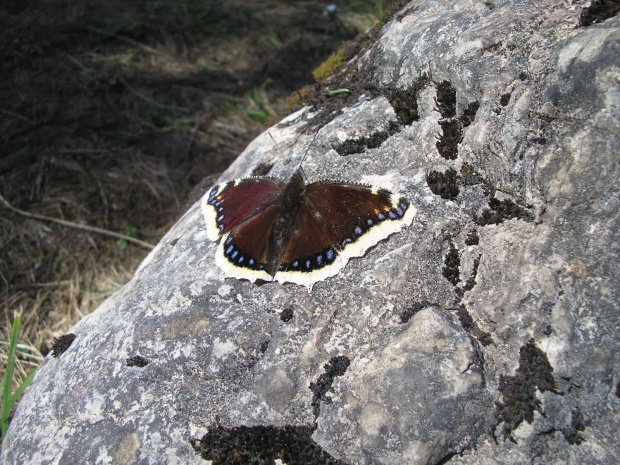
top-left (459, 101), bottom-right (480, 127)
top-left (433, 81), bottom-right (475, 160)
top-left (465, 230), bottom-right (479, 246)
top-left (313, 52), bottom-right (347, 82)
top-left (126, 355), bottom-right (149, 367)
top-left (579, 0), bottom-right (620, 26)
top-left (426, 168), bottom-right (460, 200)
top-left (386, 77), bottom-right (431, 125)
top-left (310, 356), bottom-right (351, 418)
top-left (50, 333), bottom-right (77, 358)
top-left (280, 307), bottom-right (294, 322)
top-left (436, 119), bottom-right (463, 160)
top-left (474, 198), bottom-right (533, 226)
top-left (562, 408), bottom-right (587, 445)
top-left (399, 300), bottom-right (434, 324)
top-left (435, 81), bottom-right (457, 119)
top-left (190, 424), bottom-right (347, 464)
top-left (442, 242), bottom-right (461, 286)
top-left (335, 130), bottom-right (391, 156)
top-left (495, 339), bottom-right (557, 441)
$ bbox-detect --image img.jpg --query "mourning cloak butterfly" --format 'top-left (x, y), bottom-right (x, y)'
top-left (202, 169), bottom-right (415, 289)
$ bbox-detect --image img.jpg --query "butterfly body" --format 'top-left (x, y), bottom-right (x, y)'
top-left (203, 168), bottom-right (416, 290)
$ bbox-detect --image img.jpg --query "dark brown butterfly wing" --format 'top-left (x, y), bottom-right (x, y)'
top-left (274, 180), bottom-right (415, 288)
top-left (214, 204), bottom-right (283, 283)
top-left (203, 177), bottom-right (285, 241)
top-left (304, 181), bottom-right (411, 251)
top-left (203, 177), bottom-right (286, 282)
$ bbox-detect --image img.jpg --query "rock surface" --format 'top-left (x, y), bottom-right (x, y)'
top-left (2, 0), bottom-right (619, 464)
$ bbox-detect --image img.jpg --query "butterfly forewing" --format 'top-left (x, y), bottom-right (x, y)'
top-left (304, 181), bottom-right (407, 252)
top-left (204, 178), bottom-right (285, 241)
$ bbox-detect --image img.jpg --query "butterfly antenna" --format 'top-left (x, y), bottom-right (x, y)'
top-left (299, 164), bottom-right (309, 182)
top-left (297, 127), bottom-right (322, 181)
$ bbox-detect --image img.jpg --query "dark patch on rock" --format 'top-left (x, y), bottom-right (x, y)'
top-left (259, 340), bottom-right (270, 354)
top-left (579, 0), bottom-right (620, 26)
top-left (465, 230), bottom-right (479, 246)
top-left (280, 307), bottom-right (294, 322)
top-left (436, 119), bottom-right (463, 160)
top-left (386, 75), bottom-right (431, 125)
top-left (426, 168), bottom-right (460, 200)
top-left (616, 382), bottom-right (620, 398)
top-left (435, 81), bottom-right (457, 119)
top-left (432, 80), bottom-right (468, 161)
top-left (459, 101), bottom-right (480, 127)
top-left (251, 163), bottom-right (274, 177)
top-left (531, 136), bottom-right (548, 145)
top-left (126, 355), bottom-right (149, 368)
top-left (190, 424), bottom-right (348, 464)
top-left (435, 451), bottom-right (458, 465)
top-left (474, 197), bottom-right (533, 226)
top-left (310, 356), bottom-right (351, 418)
top-left (500, 93), bottom-right (512, 107)
top-left (462, 255), bottom-right (481, 291)
top-left (51, 333), bottom-right (77, 358)
top-left (400, 300), bottom-right (434, 324)
top-left (495, 339), bottom-right (557, 441)
top-left (456, 305), bottom-right (492, 346)
top-left (442, 242), bottom-right (461, 285)
top-left (562, 408), bottom-right (587, 445)
top-left (290, 51), bottom-right (429, 133)
top-left (482, 39), bottom-right (502, 52)
top-left (542, 325), bottom-right (553, 336)
top-left (334, 131), bottom-right (389, 156)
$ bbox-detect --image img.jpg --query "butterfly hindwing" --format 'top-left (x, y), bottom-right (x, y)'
top-left (274, 201), bottom-right (342, 288)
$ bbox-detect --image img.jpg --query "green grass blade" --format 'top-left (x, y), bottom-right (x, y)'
top-left (2, 315), bottom-right (21, 412)
top-left (1, 315), bottom-right (23, 441)
top-left (10, 369), bottom-right (37, 406)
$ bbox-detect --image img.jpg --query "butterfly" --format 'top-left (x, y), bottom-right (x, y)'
top-left (202, 168), bottom-right (415, 290)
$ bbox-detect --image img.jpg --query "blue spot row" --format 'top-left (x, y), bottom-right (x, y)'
top-left (285, 247), bottom-right (337, 273)
top-left (337, 198), bottom-right (410, 251)
top-left (223, 236), bottom-right (263, 271)
top-left (207, 187), bottom-right (220, 206)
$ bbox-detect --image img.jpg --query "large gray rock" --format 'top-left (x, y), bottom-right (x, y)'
top-left (3, 0), bottom-right (619, 463)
